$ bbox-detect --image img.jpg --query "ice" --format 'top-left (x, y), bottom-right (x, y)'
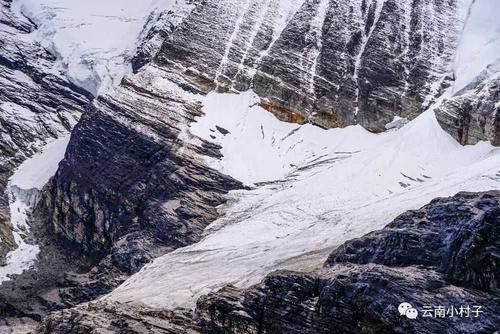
top-left (215, 0), bottom-right (253, 87)
top-left (453, 0), bottom-right (500, 93)
top-left (12, 0), bottom-right (187, 95)
top-left (108, 91), bottom-right (500, 309)
top-left (0, 192), bottom-right (39, 283)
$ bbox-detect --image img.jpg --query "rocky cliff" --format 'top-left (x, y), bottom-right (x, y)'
top-left (152, 0), bottom-right (471, 131)
top-left (0, 0), bottom-right (89, 265)
top-left (196, 191), bottom-right (500, 334)
top-left (436, 75), bottom-right (500, 146)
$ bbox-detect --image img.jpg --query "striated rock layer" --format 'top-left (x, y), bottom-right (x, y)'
top-left (436, 75), bottom-right (500, 146)
top-left (0, 64), bottom-right (242, 320)
top-left (153, 0), bottom-right (471, 131)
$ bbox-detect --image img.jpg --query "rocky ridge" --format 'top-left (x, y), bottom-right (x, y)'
top-left (436, 74), bottom-right (500, 146)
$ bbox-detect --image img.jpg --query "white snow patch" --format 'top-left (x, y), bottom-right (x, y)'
top-left (453, 0), bottom-right (500, 92)
top-left (108, 91), bottom-right (500, 309)
top-left (307, 0), bottom-right (329, 93)
top-left (215, 0), bottom-right (252, 87)
top-left (0, 102), bottom-right (37, 122)
top-left (9, 134), bottom-right (70, 190)
top-left (254, 0), bottom-right (305, 67)
top-left (0, 191), bottom-right (39, 283)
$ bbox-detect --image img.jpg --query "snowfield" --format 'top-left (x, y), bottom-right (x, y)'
top-left (3, 0), bottom-right (498, 315)
top-left (108, 90), bottom-right (500, 309)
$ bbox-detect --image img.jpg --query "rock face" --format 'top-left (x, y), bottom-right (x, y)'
top-left (436, 75), bottom-right (500, 146)
top-left (0, 64), bottom-right (242, 315)
top-left (2, 0), bottom-right (499, 332)
top-left (327, 191), bottom-right (500, 293)
top-left (154, 0), bottom-right (471, 131)
top-left (34, 191), bottom-right (500, 333)
top-left (195, 191), bottom-right (500, 334)
top-left (0, 0), bottom-right (90, 264)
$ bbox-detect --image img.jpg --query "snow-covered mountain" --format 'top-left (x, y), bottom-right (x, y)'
top-left (0, 0), bottom-right (499, 332)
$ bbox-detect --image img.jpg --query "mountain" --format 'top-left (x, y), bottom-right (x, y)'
top-left (0, 0), bottom-right (89, 273)
top-left (37, 191), bottom-right (500, 333)
top-left (0, 0), bottom-right (499, 333)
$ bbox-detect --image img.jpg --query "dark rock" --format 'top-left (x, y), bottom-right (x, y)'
top-left (154, 0), bottom-right (469, 132)
top-left (195, 191), bottom-right (500, 333)
top-left (435, 76), bottom-right (500, 145)
top-left (327, 191), bottom-right (500, 293)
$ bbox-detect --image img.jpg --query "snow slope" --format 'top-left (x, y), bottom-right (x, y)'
top-left (12, 0), bottom-right (191, 95)
top-left (0, 135), bottom-right (70, 283)
top-left (453, 0), bottom-right (500, 92)
top-left (109, 91), bottom-right (500, 309)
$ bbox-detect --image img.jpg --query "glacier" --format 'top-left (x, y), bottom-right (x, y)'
top-left (1, 0), bottom-right (498, 328)
top-left (0, 135), bottom-right (70, 283)
top-left (108, 89), bottom-right (500, 309)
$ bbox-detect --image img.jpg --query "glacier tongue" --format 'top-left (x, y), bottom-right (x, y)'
top-left (108, 91), bottom-right (500, 309)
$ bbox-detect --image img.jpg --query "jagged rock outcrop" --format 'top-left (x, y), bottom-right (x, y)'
top-left (195, 191), bottom-right (500, 334)
top-left (154, 0), bottom-right (471, 131)
top-left (2, 0), bottom-right (498, 332)
top-left (0, 0), bottom-right (90, 264)
top-left (436, 74), bottom-right (500, 146)
top-left (35, 191), bottom-right (500, 333)
top-left (327, 191), bottom-right (500, 292)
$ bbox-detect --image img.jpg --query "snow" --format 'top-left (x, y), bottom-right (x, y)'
top-left (0, 191), bottom-right (39, 283)
top-left (9, 134), bottom-right (70, 190)
top-left (254, 0), bottom-right (305, 67)
top-left (1, 102), bottom-right (36, 122)
top-left (453, 0), bottom-right (500, 93)
top-left (12, 0), bottom-right (189, 95)
top-left (215, 0), bottom-right (253, 87)
top-left (0, 134), bottom-right (72, 283)
top-left (108, 90), bottom-right (500, 309)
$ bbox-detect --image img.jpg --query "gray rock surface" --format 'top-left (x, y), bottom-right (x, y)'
top-left (0, 63), bottom-right (242, 320)
top-left (436, 75), bottom-right (500, 145)
top-left (0, 0), bottom-right (90, 265)
top-left (34, 191), bottom-right (500, 333)
top-left (1, 0), bottom-right (499, 332)
top-left (154, 0), bottom-right (471, 131)
top-left (196, 191), bottom-right (500, 334)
